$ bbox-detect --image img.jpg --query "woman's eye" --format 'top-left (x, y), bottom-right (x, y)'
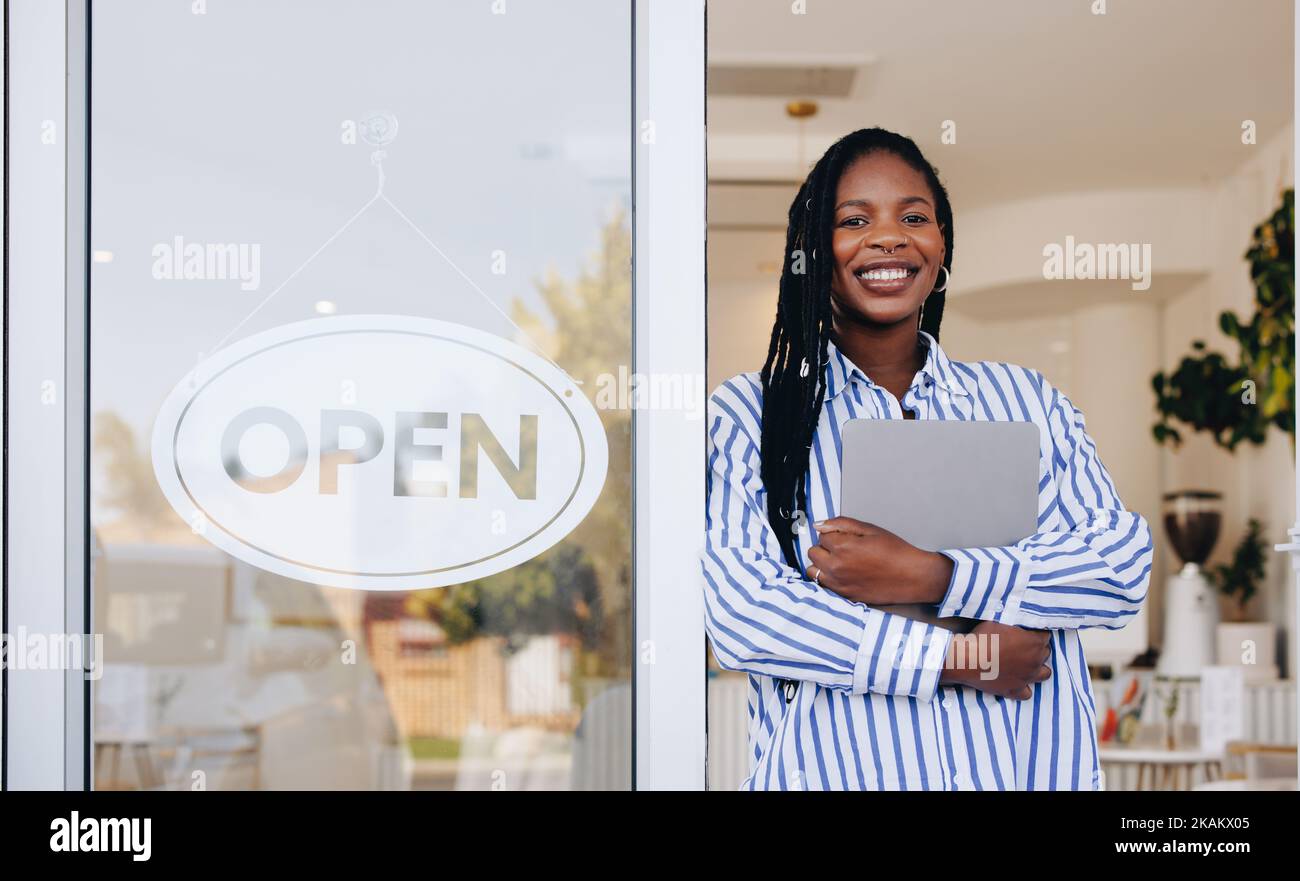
top-left (903, 214), bottom-right (929, 224)
top-left (840, 216), bottom-right (867, 227)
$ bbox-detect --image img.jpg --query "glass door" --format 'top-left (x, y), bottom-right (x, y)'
top-left (5, 0), bottom-right (705, 792)
top-left (87, 0), bottom-right (636, 792)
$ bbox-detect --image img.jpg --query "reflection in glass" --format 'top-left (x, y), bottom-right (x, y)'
top-left (90, 0), bottom-right (631, 790)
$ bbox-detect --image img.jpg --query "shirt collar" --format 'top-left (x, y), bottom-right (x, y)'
top-left (822, 330), bottom-right (970, 401)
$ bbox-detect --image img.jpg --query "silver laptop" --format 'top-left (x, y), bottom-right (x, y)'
top-left (838, 419), bottom-right (1041, 630)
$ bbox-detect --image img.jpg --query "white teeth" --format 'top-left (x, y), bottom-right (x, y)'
top-left (857, 267), bottom-right (912, 281)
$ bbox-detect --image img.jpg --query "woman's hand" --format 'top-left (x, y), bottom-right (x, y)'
top-left (804, 516), bottom-right (954, 606)
top-left (940, 621), bottom-right (1053, 700)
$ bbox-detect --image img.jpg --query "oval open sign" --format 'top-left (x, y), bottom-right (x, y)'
top-left (151, 315), bottom-right (609, 590)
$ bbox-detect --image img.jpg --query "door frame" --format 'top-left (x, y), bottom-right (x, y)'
top-left (2, 0), bottom-right (707, 790)
top-left (3, 0), bottom-right (91, 791)
top-left (632, 0), bottom-right (708, 790)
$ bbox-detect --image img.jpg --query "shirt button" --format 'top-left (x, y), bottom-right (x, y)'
top-left (993, 601), bottom-right (1003, 612)
top-left (953, 773), bottom-right (966, 789)
top-left (942, 695), bottom-right (955, 710)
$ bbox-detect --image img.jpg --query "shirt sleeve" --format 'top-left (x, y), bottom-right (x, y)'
top-left (935, 380), bottom-right (1153, 630)
top-left (701, 385), bottom-right (952, 701)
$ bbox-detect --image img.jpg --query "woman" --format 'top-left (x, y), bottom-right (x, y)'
top-left (701, 128), bottom-right (1153, 791)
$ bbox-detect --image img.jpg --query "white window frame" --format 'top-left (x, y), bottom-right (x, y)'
top-left (3, 0), bottom-right (90, 791)
top-left (632, 0), bottom-right (708, 790)
top-left (2, 0), bottom-right (707, 790)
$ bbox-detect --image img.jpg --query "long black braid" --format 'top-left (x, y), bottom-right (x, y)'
top-left (760, 128), bottom-right (955, 570)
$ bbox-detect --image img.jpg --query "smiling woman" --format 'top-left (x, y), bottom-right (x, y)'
top-left (761, 129), bottom-right (955, 550)
top-left (701, 127), bottom-right (1154, 791)
top-left (832, 155), bottom-right (949, 317)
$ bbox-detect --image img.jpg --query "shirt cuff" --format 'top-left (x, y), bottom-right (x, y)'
top-left (851, 610), bottom-right (952, 703)
top-left (937, 547), bottom-right (1032, 624)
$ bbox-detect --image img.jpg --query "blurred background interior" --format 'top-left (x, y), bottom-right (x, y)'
top-left (705, 0), bottom-right (1298, 791)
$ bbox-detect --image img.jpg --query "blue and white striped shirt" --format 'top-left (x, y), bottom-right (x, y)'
top-left (702, 331), bottom-right (1153, 791)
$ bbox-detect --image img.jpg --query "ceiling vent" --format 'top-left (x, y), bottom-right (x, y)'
top-left (707, 55), bottom-right (872, 98)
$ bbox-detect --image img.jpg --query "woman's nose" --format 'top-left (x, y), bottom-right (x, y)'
top-left (864, 229), bottom-right (907, 251)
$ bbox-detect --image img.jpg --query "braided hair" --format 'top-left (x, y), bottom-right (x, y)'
top-left (760, 128), bottom-right (955, 569)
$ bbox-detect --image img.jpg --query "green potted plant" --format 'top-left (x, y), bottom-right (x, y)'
top-left (1152, 188), bottom-right (1294, 451)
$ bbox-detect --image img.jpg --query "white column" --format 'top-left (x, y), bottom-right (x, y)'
top-left (4, 0), bottom-right (84, 790)
top-left (632, 0), bottom-right (708, 789)
top-left (1072, 302), bottom-right (1159, 664)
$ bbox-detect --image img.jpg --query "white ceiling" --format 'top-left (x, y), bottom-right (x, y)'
top-left (707, 0), bottom-right (1294, 209)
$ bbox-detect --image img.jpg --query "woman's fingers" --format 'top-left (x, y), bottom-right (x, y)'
top-left (1035, 664), bottom-right (1052, 683)
top-left (813, 516), bottom-right (874, 536)
top-left (806, 545), bottom-right (846, 593)
top-left (806, 545), bottom-right (831, 584)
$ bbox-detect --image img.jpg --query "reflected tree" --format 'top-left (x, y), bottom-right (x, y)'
top-left (406, 209), bottom-right (633, 676)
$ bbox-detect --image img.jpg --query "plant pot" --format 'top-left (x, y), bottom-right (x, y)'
top-left (1215, 621), bottom-right (1278, 683)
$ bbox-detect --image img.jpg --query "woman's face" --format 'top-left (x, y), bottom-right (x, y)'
top-left (828, 151), bottom-right (946, 330)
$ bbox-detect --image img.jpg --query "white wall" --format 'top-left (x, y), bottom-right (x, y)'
top-left (707, 279), bottom-right (782, 391)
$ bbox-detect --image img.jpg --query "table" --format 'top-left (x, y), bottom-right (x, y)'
top-left (95, 737), bottom-right (163, 790)
top-left (1193, 777), bottom-right (1296, 791)
top-left (1098, 745), bottom-right (1224, 791)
